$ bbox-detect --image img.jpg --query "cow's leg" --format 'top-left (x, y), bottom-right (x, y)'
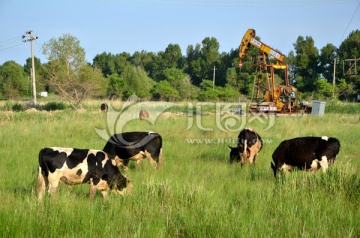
top-left (310, 159), bottom-right (319, 172)
top-left (319, 156), bottom-right (329, 172)
top-left (240, 140), bottom-right (248, 166)
top-left (48, 181), bottom-right (59, 197)
top-left (47, 173), bottom-right (60, 197)
top-left (250, 153), bottom-right (259, 165)
top-left (280, 163), bottom-right (293, 176)
top-left (144, 150), bottom-right (157, 168)
top-left (101, 190), bottom-right (108, 200)
top-left (37, 167), bottom-right (48, 201)
top-left (89, 184), bottom-right (98, 199)
top-left (122, 159), bottom-right (130, 171)
top-left (129, 151), bottom-right (146, 166)
top-left (157, 148), bottom-right (163, 169)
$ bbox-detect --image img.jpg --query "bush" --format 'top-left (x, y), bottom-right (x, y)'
top-left (11, 103), bottom-right (24, 112)
top-left (2, 101), bottom-right (14, 111)
top-left (325, 101), bottom-right (360, 114)
top-left (41, 102), bottom-right (67, 111)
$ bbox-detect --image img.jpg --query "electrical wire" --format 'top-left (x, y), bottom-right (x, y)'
top-left (164, 0), bottom-right (345, 7)
top-left (0, 35), bottom-right (24, 51)
top-left (0, 42), bottom-right (25, 51)
top-left (0, 35), bottom-right (22, 44)
top-left (338, 1), bottom-right (360, 45)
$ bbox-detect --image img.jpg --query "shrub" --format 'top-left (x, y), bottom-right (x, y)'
top-left (2, 101), bottom-right (14, 111)
top-left (11, 103), bottom-right (24, 112)
top-left (41, 102), bottom-right (67, 111)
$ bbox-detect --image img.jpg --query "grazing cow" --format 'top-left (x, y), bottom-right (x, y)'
top-left (100, 103), bottom-right (108, 112)
top-left (103, 131), bottom-right (163, 170)
top-left (139, 109), bottom-right (149, 120)
top-left (229, 128), bottom-right (263, 166)
top-left (38, 147), bottom-right (131, 200)
top-left (271, 136), bottom-right (341, 177)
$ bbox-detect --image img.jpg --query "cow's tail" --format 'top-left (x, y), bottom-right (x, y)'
top-left (271, 162), bottom-right (277, 178)
top-left (37, 149), bottom-right (47, 201)
top-left (155, 134), bottom-right (163, 169)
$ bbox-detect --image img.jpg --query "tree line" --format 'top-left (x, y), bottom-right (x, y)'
top-left (0, 30), bottom-right (359, 109)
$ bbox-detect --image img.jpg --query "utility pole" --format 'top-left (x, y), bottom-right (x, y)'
top-left (332, 58), bottom-right (336, 98)
top-left (22, 29), bottom-right (38, 105)
top-left (212, 66), bottom-right (217, 89)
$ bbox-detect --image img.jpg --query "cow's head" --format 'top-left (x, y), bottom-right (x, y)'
top-left (111, 174), bottom-right (132, 196)
top-left (228, 146), bottom-right (240, 163)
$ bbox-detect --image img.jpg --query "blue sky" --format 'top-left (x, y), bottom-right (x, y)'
top-left (0, 0), bottom-right (359, 65)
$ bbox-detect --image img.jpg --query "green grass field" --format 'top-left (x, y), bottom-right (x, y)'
top-left (0, 101), bottom-right (359, 237)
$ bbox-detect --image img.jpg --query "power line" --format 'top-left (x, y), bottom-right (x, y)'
top-left (0, 36), bottom-right (24, 50)
top-left (165, 0), bottom-right (345, 7)
top-left (339, 1), bottom-right (360, 45)
top-left (0, 35), bottom-right (22, 44)
top-left (0, 42), bottom-right (24, 51)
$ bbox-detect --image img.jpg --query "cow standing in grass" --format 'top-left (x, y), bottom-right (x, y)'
top-left (229, 128), bottom-right (263, 166)
top-left (38, 147), bottom-right (131, 200)
top-left (103, 131), bottom-right (163, 170)
top-left (271, 136), bottom-right (341, 177)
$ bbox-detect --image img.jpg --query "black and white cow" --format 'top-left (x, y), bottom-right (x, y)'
top-left (38, 147), bottom-right (131, 200)
top-left (271, 136), bottom-right (341, 177)
top-left (229, 128), bottom-right (263, 166)
top-left (103, 131), bottom-right (163, 170)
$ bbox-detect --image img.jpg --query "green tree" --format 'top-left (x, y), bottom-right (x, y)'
top-left (185, 38), bottom-right (221, 87)
top-left (42, 34), bottom-right (105, 109)
top-left (197, 80), bottom-right (221, 101)
top-left (92, 52), bottom-right (116, 76)
top-left (24, 57), bottom-right (41, 76)
top-left (158, 68), bottom-right (198, 100)
top-left (162, 43), bottom-right (183, 69)
top-left (184, 44), bottom-right (205, 86)
top-left (337, 30), bottom-right (360, 100)
top-left (24, 57), bottom-right (45, 92)
top-left (315, 78), bottom-right (333, 98)
top-left (151, 80), bottom-right (180, 101)
top-left (121, 65), bottom-right (154, 99)
top-left (42, 33), bottom-right (86, 71)
top-left (107, 74), bottom-right (127, 99)
top-left (319, 43), bottom-right (337, 82)
top-left (201, 37), bottom-right (220, 66)
top-left (130, 51), bottom-right (157, 79)
top-left (338, 30), bottom-right (360, 60)
top-left (291, 36), bottom-right (320, 93)
top-left (0, 61), bottom-right (29, 99)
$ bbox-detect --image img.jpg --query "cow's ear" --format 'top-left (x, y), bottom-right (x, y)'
top-left (228, 146), bottom-right (234, 150)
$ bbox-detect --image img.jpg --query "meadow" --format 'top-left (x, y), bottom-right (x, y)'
top-left (0, 101), bottom-right (359, 237)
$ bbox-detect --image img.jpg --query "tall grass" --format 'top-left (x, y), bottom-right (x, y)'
top-left (0, 105), bottom-right (359, 237)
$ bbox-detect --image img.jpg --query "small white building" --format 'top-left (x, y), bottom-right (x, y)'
top-left (39, 91), bottom-right (48, 97)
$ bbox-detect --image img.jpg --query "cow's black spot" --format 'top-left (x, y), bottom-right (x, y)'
top-left (76, 169), bottom-right (82, 176)
top-left (67, 149), bottom-right (89, 169)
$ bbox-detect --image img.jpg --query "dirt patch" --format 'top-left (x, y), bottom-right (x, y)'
top-left (25, 108), bottom-right (38, 113)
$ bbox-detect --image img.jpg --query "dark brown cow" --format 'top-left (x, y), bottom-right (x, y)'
top-left (271, 136), bottom-right (341, 177)
top-left (100, 103), bottom-right (108, 112)
top-left (229, 128), bottom-right (263, 166)
top-left (38, 147), bottom-right (131, 200)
